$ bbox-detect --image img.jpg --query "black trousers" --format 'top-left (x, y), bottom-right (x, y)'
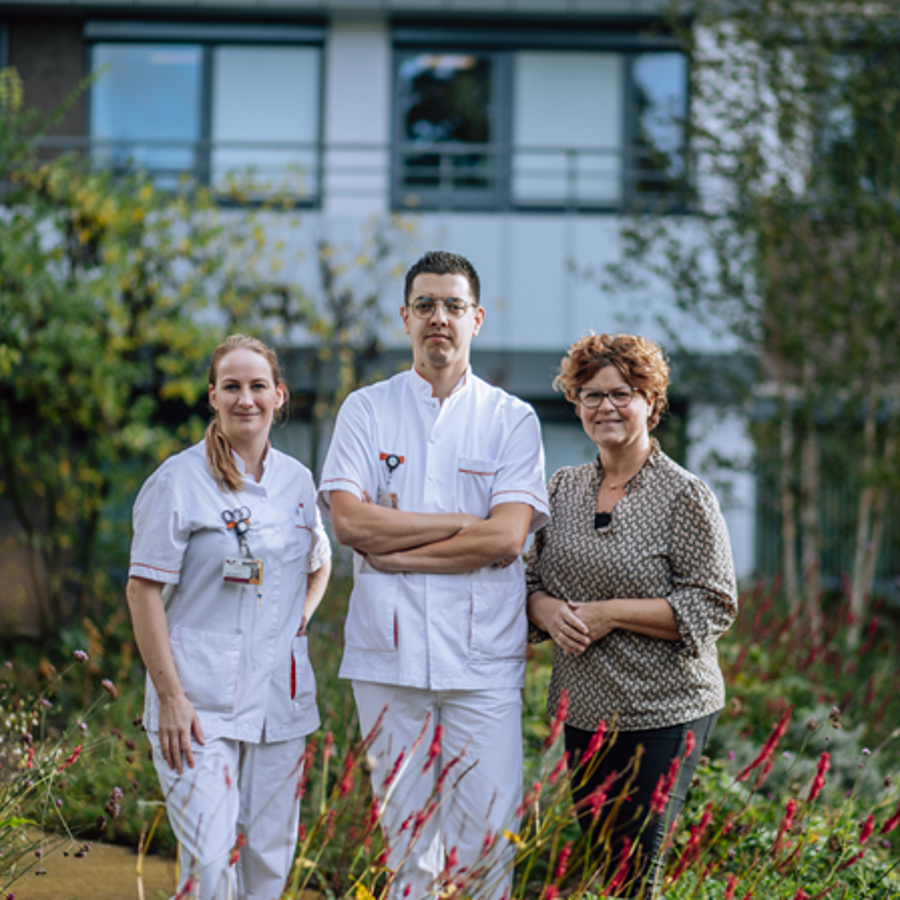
top-left (565, 711), bottom-right (717, 897)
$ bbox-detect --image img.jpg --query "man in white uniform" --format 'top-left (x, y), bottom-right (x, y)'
top-left (318, 251), bottom-right (549, 899)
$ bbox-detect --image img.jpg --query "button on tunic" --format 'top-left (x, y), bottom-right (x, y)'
top-left (318, 368), bottom-right (550, 691)
top-left (129, 441), bottom-right (330, 743)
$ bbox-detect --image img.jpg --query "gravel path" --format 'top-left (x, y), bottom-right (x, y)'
top-left (7, 838), bottom-right (175, 900)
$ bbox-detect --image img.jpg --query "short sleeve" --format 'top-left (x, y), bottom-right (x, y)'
top-left (308, 503), bottom-right (331, 572)
top-left (128, 465), bottom-right (190, 585)
top-left (317, 391), bottom-right (377, 518)
top-left (665, 480), bottom-right (738, 658)
top-left (490, 406), bottom-right (550, 533)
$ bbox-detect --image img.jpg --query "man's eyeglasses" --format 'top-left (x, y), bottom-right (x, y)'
top-left (407, 298), bottom-right (477, 319)
top-left (578, 387), bottom-right (639, 409)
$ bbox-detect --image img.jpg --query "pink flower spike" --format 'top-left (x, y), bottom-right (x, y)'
top-left (59, 745), bottom-right (82, 772)
top-left (423, 724), bottom-right (443, 774)
top-left (723, 874), bottom-right (738, 900)
top-left (807, 751), bottom-right (830, 803)
top-left (683, 730), bottom-right (696, 759)
top-left (73, 650), bottom-right (88, 663)
top-left (101, 679), bottom-right (118, 700)
top-left (860, 814), bottom-right (876, 845)
top-left (544, 689), bottom-right (570, 749)
top-left (554, 841), bottom-right (572, 881)
top-left (880, 800), bottom-right (900, 835)
top-left (583, 720), bottom-right (607, 762)
top-left (736, 706), bottom-right (793, 782)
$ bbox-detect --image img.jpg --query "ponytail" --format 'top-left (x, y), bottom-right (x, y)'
top-left (205, 414), bottom-right (244, 494)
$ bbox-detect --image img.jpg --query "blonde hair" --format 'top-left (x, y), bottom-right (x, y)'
top-left (554, 333), bottom-right (670, 432)
top-left (205, 334), bottom-right (289, 493)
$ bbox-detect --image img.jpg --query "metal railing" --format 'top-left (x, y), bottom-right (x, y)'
top-left (31, 135), bottom-right (688, 212)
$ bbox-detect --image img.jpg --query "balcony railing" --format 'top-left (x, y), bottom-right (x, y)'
top-left (30, 136), bottom-right (688, 212)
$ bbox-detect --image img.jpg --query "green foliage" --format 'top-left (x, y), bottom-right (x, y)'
top-left (3, 577), bottom-right (900, 898)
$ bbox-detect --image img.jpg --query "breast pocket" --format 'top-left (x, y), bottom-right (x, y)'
top-left (457, 457), bottom-right (498, 519)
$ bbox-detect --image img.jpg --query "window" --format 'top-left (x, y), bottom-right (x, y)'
top-left (392, 25), bottom-right (688, 212)
top-left (86, 22), bottom-right (323, 199)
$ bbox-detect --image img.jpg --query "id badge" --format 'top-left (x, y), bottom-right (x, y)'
top-left (376, 488), bottom-right (399, 509)
top-left (223, 557), bottom-right (263, 585)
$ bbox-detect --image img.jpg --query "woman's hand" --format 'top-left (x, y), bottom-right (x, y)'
top-left (567, 600), bottom-right (616, 643)
top-left (528, 591), bottom-right (591, 656)
top-left (157, 693), bottom-right (205, 774)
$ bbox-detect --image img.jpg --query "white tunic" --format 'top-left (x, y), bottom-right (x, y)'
top-left (318, 368), bottom-right (550, 691)
top-left (129, 441), bottom-right (330, 743)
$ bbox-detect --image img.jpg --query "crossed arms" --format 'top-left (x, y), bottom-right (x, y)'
top-left (328, 490), bottom-right (532, 574)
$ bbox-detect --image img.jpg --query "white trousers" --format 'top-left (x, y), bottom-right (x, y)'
top-left (353, 681), bottom-right (522, 900)
top-left (150, 733), bottom-right (306, 900)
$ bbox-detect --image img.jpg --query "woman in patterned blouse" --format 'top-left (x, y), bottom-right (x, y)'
top-left (526, 333), bottom-right (738, 896)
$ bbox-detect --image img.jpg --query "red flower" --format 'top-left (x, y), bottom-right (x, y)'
top-left (683, 730), bottom-right (696, 759)
top-left (880, 800), bottom-right (900, 835)
top-left (445, 846), bottom-right (459, 871)
top-left (545, 887), bottom-right (559, 900)
top-left (544, 689), bottom-right (570, 750)
top-left (774, 799), bottom-right (796, 854)
top-left (384, 749), bottom-right (405, 789)
top-left (26, 746), bottom-right (35, 769)
top-left (549, 753), bottom-right (568, 784)
top-left (228, 833), bottom-right (246, 866)
top-left (860, 814), bottom-right (875, 845)
top-left (736, 706), bottom-right (793, 782)
top-left (650, 756), bottom-right (681, 816)
top-left (669, 803), bottom-right (713, 884)
top-left (604, 837), bottom-right (632, 896)
top-left (792, 891), bottom-right (810, 900)
top-left (423, 724), bottom-right (443, 774)
top-left (723, 874), bottom-right (738, 900)
top-left (59, 745), bottom-right (82, 772)
top-left (583, 721), bottom-right (607, 763)
top-left (838, 850), bottom-right (864, 871)
top-left (554, 841), bottom-right (573, 881)
top-left (807, 752), bottom-right (830, 803)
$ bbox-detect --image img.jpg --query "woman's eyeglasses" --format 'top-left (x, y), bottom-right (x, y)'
top-left (578, 387), bottom-right (638, 409)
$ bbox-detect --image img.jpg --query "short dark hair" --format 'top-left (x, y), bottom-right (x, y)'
top-left (404, 250), bottom-right (481, 306)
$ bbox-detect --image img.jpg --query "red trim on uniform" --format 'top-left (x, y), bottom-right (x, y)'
top-left (459, 468), bottom-right (497, 477)
top-left (319, 477), bottom-right (365, 493)
top-left (491, 489), bottom-right (549, 508)
top-left (131, 562), bottom-right (180, 575)
top-left (290, 654), bottom-right (296, 700)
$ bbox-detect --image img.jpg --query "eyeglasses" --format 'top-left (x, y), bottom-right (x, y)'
top-left (578, 387), bottom-right (639, 409)
top-left (407, 298), bottom-right (477, 319)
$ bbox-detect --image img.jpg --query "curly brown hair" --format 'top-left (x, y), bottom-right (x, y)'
top-left (554, 333), bottom-right (670, 432)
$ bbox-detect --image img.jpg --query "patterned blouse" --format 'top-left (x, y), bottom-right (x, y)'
top-left (526, 447), bottom-right (738, 732)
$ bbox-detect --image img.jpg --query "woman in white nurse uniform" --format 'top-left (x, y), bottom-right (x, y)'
top-left (127, 334), bottom-right (331, 900)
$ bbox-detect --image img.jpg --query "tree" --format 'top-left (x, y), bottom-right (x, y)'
top-left (0, 68), bottom-right (315, 638)
top-left (605, 0), bottom-right (900, 645)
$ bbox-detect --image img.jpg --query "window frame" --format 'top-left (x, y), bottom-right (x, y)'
top-left (83, 20), bottom-right (326, 204)
top-left (390, 22), bottom-right (690, 214)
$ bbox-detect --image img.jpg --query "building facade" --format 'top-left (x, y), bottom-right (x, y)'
top-left (0, 0), bottom-right (756, 577)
